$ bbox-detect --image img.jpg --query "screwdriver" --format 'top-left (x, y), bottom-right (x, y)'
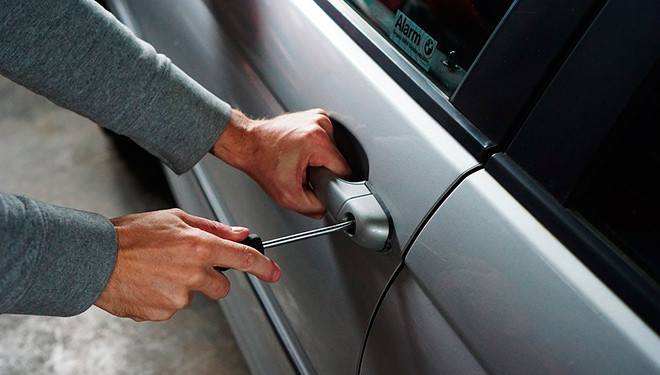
top-left (214, 220), bottom-right (355, 272)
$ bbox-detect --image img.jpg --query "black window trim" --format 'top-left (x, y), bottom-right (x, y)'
top-left (493, 0), bottom-right (660, 333)
top-left (506, 0), bottom-right (660, 204)
top-left (452, 0), bottom-right (606, 146)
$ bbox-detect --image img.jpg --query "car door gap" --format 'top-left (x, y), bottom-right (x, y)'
top-left (401, 163), bottom-right (483, 260)
top-left (356, 163), bottom-right (483, 374)
top-left (354, 261), bottom-right (405, 375)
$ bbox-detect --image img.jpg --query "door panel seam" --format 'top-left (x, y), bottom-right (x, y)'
top-left (356, 163), bottom-right (483, 374)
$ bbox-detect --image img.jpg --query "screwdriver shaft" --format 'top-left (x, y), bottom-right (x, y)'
top-left (262, 220), bottom-right (355, 249)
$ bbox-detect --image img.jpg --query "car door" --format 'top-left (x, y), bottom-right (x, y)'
top-left (105, 0), bottom-right (655, 373)
top-left (104, 0), bottom-right (481, 373)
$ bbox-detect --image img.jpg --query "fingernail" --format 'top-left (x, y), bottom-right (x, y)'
top-left (231, 226), bottom-right (247, 232)
top-left (271, 264), bottom-right (281, 281)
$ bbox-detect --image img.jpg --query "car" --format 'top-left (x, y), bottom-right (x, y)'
top-left (102, 0), bottom-right (659, 374)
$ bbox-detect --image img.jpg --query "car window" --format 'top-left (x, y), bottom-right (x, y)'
top-left (575, 84), bottom-right (660, 285)
top-left (345, 0), bottom-right (514, 94)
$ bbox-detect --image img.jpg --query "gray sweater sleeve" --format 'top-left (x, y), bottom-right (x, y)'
top-left (0, 0), bottom-right (231, 174)
top-left (0, 0), bottom-right (232, 315)
top-left (0, 193), bottom-right (118, 316)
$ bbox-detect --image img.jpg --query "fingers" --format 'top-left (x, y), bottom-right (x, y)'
top-left (207, 237), bottom-right (281, 283)
top-left (176, 211), bottom-right (280, 281)
top-left (309, 143), bottom-right (352, 180)
top-left (305, 126), bottom-right (352, 180)
top-left (309, 108), bottom-right (333, 136)
top-left (303, 110), bottom-right (352, 179)
top-left (190, 234), bottom-right (280, 302)
top-left (173, 210), bottom-right (279, 282)
top-left (301, 188), bottom-right (326, 219)
top-left (96, 208), bottom-right (280, 323)
top-left (310, 108), bottom-right (329, 117)
top-left (197, 269), bottom-right (231, 300)
top-left (177, 210), bottom-right (250, 242)
top-left (275, 183), bottom-right (325, 219)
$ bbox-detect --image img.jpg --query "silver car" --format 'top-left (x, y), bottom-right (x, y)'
top-left (103, 0), bottom-right (659, 374)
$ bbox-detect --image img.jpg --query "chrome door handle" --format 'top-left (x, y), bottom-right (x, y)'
top-left (308, 167), bottom-right (391, 251)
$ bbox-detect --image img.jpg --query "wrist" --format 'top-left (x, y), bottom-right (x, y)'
top-left (212, 109), bottom-right (254, 169)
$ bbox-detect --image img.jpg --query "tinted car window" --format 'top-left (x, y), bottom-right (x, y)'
top-left (346, 0), bottom-right (513, 93)
top-left (576, 84), bottom-right (660, 285)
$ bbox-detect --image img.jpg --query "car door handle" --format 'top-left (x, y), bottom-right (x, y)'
top-left (308, 167), bottom-right (391, 251)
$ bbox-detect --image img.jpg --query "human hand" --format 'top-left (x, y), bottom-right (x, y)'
top-left (212, 109), bottom-right (351, 219)
top-left (94, 209), bottom-right (280, 321)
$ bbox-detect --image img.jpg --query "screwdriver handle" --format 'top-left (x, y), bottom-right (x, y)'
top-left (240, 233), bottom-right (265, 254)
top-left (213, 234), bottom-right (264, 272)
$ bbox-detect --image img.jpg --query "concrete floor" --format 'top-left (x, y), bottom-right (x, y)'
top-left (0, 77), bottom-right (250, 375)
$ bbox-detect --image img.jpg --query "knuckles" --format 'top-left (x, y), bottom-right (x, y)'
top-left (218, 283), bottom-right (230, 299)
top-left (188, 233), bottom-right (212, 260)
top-left (146, 310), bottom-right (176, 322)
top-left (211, 221), bottom-right (231, 235)
top-left (186, 271), bottom-right (207, 290)
top-left (210, 282), bottom-right (230, 300)
top-left (165, 291), bottom-right (193, 312)
top-left (275, 190), bottom-right (296, 211)
top-left (166, 207), bottom-right (186, 218)
top-left (134, 307), bottom-right (178, 322)
top-left (305, 124), bottom-right (328, 140)
top-left (237, 247), bottom-right (257, 270)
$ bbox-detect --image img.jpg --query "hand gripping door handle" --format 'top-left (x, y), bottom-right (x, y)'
top-left (308, 167), bottom-right (392, 251)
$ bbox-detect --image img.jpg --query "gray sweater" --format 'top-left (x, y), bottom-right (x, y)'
top-left (0, 0), bottom-right (232, 316)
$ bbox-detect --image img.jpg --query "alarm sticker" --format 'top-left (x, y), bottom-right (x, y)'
top-left (389, 10), bottom-right (437, 71)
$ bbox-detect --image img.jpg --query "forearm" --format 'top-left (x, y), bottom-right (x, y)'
top-left (0, 192), bottom-right (117, 316)
top-left (0, 0), bottom-right (230, 173)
